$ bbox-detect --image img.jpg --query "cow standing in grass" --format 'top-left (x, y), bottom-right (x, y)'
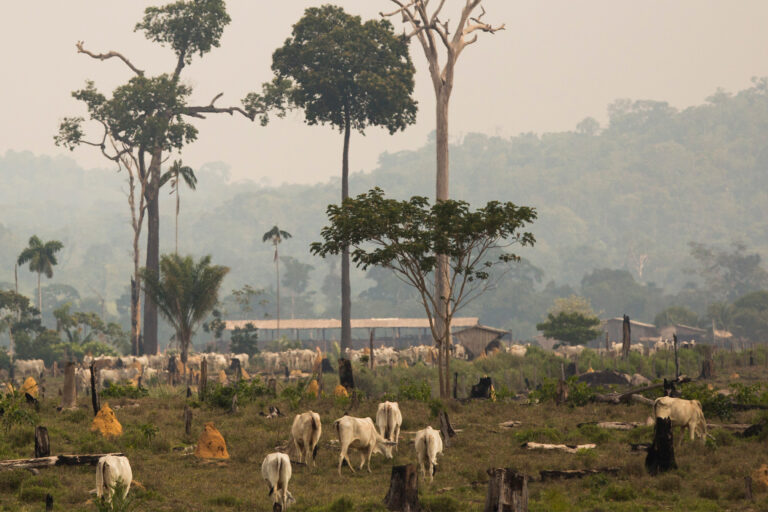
top-left (653, 396), bottom-right (708, 444)
top-left (414, 426), bottom-right (443, 483)
top-left (334, 415), bottom-right (396, 475)
top-left (262, 452), bottom-right (295, 509)
top-left (376, 401), bottom-right (402, 448)
top-left (291, 411), bottom-right (322, 466)
top-left (96, 455), bottom-right (132, 503)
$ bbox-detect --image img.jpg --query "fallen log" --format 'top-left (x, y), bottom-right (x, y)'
top-left (540, 467), bottom-right (619, 482)
top-left (578, 421), bottom-right (644, 430)
top-left (0, 453), bottom-right (124, 471)
top-left (593, 393), bottom-right (655, 405)
top-left (522, 442), bottom-right (595, 454)
top-left (499, 421), bottom-right (523, 429)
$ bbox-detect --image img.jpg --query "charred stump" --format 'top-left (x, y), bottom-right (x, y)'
top-left (622, 314), bottom-right (631, 359)
top-left (89, 362), bottom-right (100, 416)
top-left (485, 468), bottom-right (528, 512)
top-left (199, 358), bottom-right (208, 401)
top-left (267, 378), bottom-right (277, 396)
top-left (338, 358), bottom-right (355, 391)
top-left (45, 493), bottom-right (53, 511)
top-left (383, 464), bottom-right (420, 512)
top-left (471, 377), bottom-right (494, 399)
top-left (34, 426), bottom-right (50, 458)
top-left (645, 417), bottom-right (676, 475)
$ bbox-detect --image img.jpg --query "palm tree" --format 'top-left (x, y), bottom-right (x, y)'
top-left (262, 226), bottom-right (291, 337)
top-left (160, 160), bottom-right (198, 254)
top-left (17, 236), bottom-right (64, 314)
top-left (140, 254), bottom-right (228, 370)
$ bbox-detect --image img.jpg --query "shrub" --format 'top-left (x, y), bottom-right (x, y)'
top-left (205, 378), bottom-right (269, 409)
top-left (681, 382), bottom-right (733, 420)
top-left (0, 391), bottom-right (37, 433)
top-left (514, 427), bottom-right (563, 444)
top-left (100, 383), bottom-right (149, 400)
top-left (398, 378), bottom-right (432, 401)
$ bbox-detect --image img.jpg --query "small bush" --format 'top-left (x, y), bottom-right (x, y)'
top-left (514, 427), bottom-right (563, 444)
top-left (205, 378), bottom-right (269, 409)
top-left (100, 383), bottom-right (149, 399)
top-left (398, 379), bottom-right (432, 401)
top-left (578, 423), bottom-right (613, 444)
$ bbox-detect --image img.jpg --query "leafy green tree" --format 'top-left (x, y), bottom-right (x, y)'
top-left (160, 160), bottom-right (197, 254)
top-left (0, 290), bottom-right (42, 366)
top-left (549, 294), bottom-right (597, 317)
top-left (272, 5), bottom-right (417, 353)
top-left (654, 305), bottom-right (699, 328)
top-left (311, 187), bottom-right (536, 398)
top-left (140, 254), bottom-right (228, 368)
top-left (229, 323), bottom-right (259, 358)
top-left (536, 312), bottom-right (601, 346)
top-left (689, 242), bottom-right (768, 301)
top-left (263, 226), bottom-right (291, 336)
top-left (56, 0), bottom-right (286, 356)
top-left (17, 236), bottom-right (64, 314)
top-left (730, 291), bottom-right (768, 342)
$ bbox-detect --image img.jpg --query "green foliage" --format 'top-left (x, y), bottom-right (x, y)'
top-left (603, 483), bottom-right (638, 502)
top-left (228, 322), bottom-right (259, 357)
top-left (0, 392), bottom-right (37, 433)
top-left (730, 290), bottom-right (768, 342)
top-left (0, 347), bottom-right (9, 371)
top-left (680, 382), bottom-right (733, 420)
top-left (514, 427), bottom-right (563, 444)
top-left (272, 5), bottom-right (417, 135)
top-left (690, 242), bottom-right (768, 302)
top-left (397, 378), bottom-right (432, 401)
top-left (204, 378), bottom-right (269, 409)
top-left (420, 496), bottom-right (462, 512)
top-left (101, 383), bottom-right (149, 400)
top-left (567, 378), bottom-right (596, 406)
top-left (95, 479), bottom-right (136, 512)
top-left (654, 305), bottom-right (699, 328)
top-left (536, 311), bottom-right (601, 346)
top-left (17, 235), bottom-right (63, 281)
top-left (137, 422), bottom-right (159, 445)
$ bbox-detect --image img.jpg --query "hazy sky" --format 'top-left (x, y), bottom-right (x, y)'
top-left (2, 1), bottom-right (767, 186)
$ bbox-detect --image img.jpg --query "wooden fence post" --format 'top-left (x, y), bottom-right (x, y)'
top-left (485, 468), bottom-right (528, 512)
top-left (199, 358), bottom-right (208, 401)
top-left (622, 314), bottom-right (631, 359)
top-left (34, 426), bottom-right (50, 458)
top-left (89, 362), bottom-right (100, 416)
top-left (383, 464), bottom-right (419, 511)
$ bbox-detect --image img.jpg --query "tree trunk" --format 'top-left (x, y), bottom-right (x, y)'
top-left (276, 246), bottom-right (281, 337)
top-left (143, 148), bottom-right (162, 355)
top-left (89, 362), bottom-right (100, 416)
top-left (622, 314), bottom-right (631, 359)
top-left (338, 358), bottom-right (354, 391)
top-left (383, 464), bottom-right (420, 512)
top-left (184, 405), bottom-right (192, 436)
top-left (45, 494), bottom-right (53, 512)
top-left (485, 468), bottom-right (528, 512)
top-left (175, 186), bottom-right (179, 254)
top-left (341, 110), bottom-right (352, 354)
top-left (645, 417), bottom-right (676, 475)
top-left (673, 335), bottom-right (680, 380)
top-left (131, 277), bottom-right (141, 356)
top-left (0, 453), bottom-right (125, 470)
top-left (34, 426), bottom-right (50, 458)
top-left (62, 362), bottom-right (76, 409)
top-left (37, 271), bottom-right (42, 315)
top-left (369, 329), bottom-right (375, 369)
top-left (199, 358), bottom-right (208, 401)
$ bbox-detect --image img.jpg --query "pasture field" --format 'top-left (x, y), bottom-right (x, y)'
top-left (2, 349), bottom-right (768, 511)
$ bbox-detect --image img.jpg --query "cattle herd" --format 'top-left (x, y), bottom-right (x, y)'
top-left (4, 338), bottom-right (711, 508)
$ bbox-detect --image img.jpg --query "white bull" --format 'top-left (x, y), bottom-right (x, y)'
top-left (334, 415), bottom-right (395, 475)
top-left (261, 452), bottom-right (295, 509)
top-left (291, 411), bottom-right (322, 467)
top-left (653, 396), bottom-right (708, 443)
top-left (13, 359), bottom-right (45, 378)
top-left (414, 426), bottom-right (443, 483)
top-left (375, 401), bottom-right (402, 447)
top-left (96, 455), bottom-right (132, 502)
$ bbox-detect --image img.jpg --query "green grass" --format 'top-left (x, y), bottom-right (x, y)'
top-left (0, 351), bottom-right (766, 510)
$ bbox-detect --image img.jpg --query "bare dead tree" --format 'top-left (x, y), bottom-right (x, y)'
top-left (383, 0), bottom-right (504, 398)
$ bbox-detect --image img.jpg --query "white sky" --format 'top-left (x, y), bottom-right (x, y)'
top-left (1, 1), bottom-right (767, 185)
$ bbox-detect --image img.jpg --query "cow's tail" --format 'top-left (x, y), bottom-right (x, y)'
top-left (95, 459), bottom-right (105, 498)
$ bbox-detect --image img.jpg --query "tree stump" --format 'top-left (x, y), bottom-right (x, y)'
top-left (622, 314), bottom-right (631, 359)
top-left (338, 358), bottom-right (355, 391)
top-left (273, 503), bottom-right (282, 512)
top-left (383, 464), bottom-right (420, 512)
top-left (199, 359), bottom-right (208, 401)
top-left (439, 410), bottom-right (457, 447)
top-left (231, 358), bottom-right (241, 382)
top-left (89, 362), bottom-right (100, 416)
top-left (645, 417), bottom-right (676, 475)
top-left (45, 493), bottom-right (53, 511)
top-left (51, 362), bottom-right (58, 378)
top-left (453, 372), bottom-right (458, 399)
top-left (62, 362), bottom-right (76, 409)
top-left (471, 377), bottom-right (493, 399)
top-left (184, 405), bottom-right (192, 436)
top-left (34, 426), bottom-right (50, 458)
top-left (700, 359), bottom-right (714, 379)
top-left (485, 468), bottom-right (528, 512)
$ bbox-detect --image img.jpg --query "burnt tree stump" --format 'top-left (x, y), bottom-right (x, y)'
top-left (622, 314), bottom-right (631, 359)
top-left (45, 493), bottom-right (53, 511)
top-left (199, 359), bottom-right (208, 401)
top-left (471, 377), bottom-right (494, 399)
top-left (485, 468), bottom-right (528, 512)
top-left (338, 358), bottom-right (355, 391)
top-left (645, 417), bottom-right (676, 475)
top-left (34, 426), bottom-right (50, 458)
top-left (89, 362), bottom-right (100, 416)
top-left (383, 464), bottom-right (420, 512)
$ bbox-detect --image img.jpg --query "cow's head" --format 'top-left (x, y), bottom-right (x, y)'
top-left (375, 440), bottom-right (397, 459)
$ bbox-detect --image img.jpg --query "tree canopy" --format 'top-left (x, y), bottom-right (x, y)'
top-left (536, 311), bottom-right (601, 346)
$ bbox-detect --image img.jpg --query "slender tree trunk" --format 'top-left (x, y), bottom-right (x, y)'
top-left (276, 248), bottom-right (281, 337)
top-left (435, 90), bottom-right (452, 399)
top-left (131, 277), bottom-right (141, 356)
top-left (37, 272), bottom-right (42, 315)
top-left (175, 186), bottom-right (179, 254)
top-left (143, 148), bottom-right (162, 355)
top-left (340, 109), bottom-right (352, 354)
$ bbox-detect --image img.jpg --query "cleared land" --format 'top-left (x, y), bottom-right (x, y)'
top-left (2, 349), bottom-right (768, 511)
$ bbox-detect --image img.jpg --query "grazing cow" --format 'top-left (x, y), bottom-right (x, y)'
top-left (291, 411), bottom-right (322, 466)
top-left (261, 452), bottom-right (295, 509)
top-left (96, 455), bottom-right (132, 502)
top-left (414, 426), bottom-right (443, 483)
top-left (376, 401), bottom-right (402, 447)
top-left (334, 415), bottom-right (395, 475)
top-left (653, 396), bottom-right (707, 443)
top-left (13, 359), bottom-right (44, 378)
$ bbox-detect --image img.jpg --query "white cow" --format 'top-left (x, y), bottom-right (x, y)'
top-left (96, 455), bottom-right (132, 502)
top-left (261, 452), bottom-right (295, 509)
top-left (291, 411), bottom-right (322, 467)
top-left (333, 415), bottom-right (395, 475)
top-left (653, 396), bottom-right (708, 443)
top-left (414, 426), bottom-right (443, 483)
top-left (375, 401), bottom-right (402, 447)
top-left (13, 359), bottom-right (45, 378)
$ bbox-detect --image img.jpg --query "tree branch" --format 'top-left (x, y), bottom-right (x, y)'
top-left (184, 93), bottom-right (253, 120)
top-left (76, 41), bottom-right (144, 76)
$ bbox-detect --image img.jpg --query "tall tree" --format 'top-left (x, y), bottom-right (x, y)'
top-left (17, 236), bottom-right (64, 315)
top-left (56, 0), bottom-right (286, 355)
top-left (262, 226), bottom-right (292, 337)
top-left (312, 188), bottom-right (536, 398)
top-left (271, 5), bottom-right (417, 353)
top-left (383, 0), bottom-right (504, 386)
top-left (160, 160), bottom-right (197, 254)
top-left (281, 256), bottom-right (315, 320)
top-left (140, 254), bottom-right (228, 369)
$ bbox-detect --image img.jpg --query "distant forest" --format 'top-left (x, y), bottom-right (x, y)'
top-left (2, 80), bottom-right (768, 345)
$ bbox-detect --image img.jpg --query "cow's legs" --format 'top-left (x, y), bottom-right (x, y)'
top-left (294, 439), bottom-right (303, 464)
top-left (339, 443), bottom-right (355, 475)
top-left (366, 446), bottom-right (375, 473)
